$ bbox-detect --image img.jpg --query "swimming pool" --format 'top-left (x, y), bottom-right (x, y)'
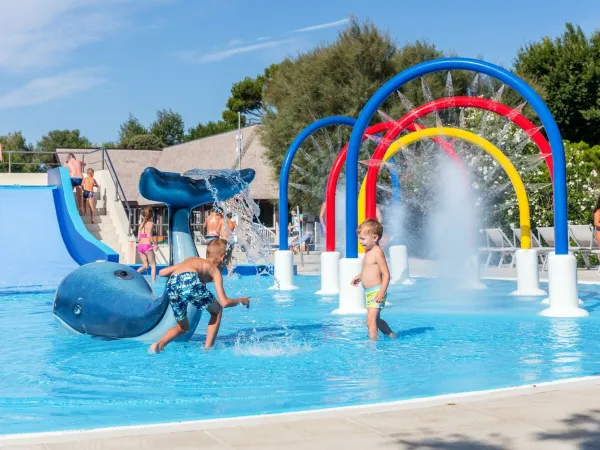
top-left (2, 274), bottom-right (600, 435)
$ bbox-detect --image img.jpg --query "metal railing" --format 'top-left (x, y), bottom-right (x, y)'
top-left (1, 148), bottom-right (136, 235)
top-left (100, 149), bottom-right (135, 236)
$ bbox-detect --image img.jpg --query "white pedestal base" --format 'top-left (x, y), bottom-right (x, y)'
top-left (511, 249), bottom-right (546, 296)
top-left (461, 254), bottom-right (486, 290)
top-left (541, 297), bottom-right (583, 306)
top-left (539, 253), bottom-right (588, 317)
top-left (332, 258), bottom-right (366, 315)
top-left (316, 251), bottom-right (340, 295)
top-left (389, 245), bottom-right (414, 285)
top-left (271, 250), bottom-right (298, 291)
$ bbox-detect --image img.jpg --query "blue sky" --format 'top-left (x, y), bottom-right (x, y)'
top-left (0, 0), bottom-right (598, 145)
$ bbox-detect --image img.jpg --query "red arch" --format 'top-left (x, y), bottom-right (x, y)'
top-left (324, 122), bottom-right (458, 251)
top-left (364, 96), bottom-right (552, 219)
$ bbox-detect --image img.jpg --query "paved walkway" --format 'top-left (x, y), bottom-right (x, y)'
top-left (3, 377), bottom-right (600, 449)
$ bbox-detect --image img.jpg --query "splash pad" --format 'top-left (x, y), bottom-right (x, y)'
top-left (276, 57), bottom-right (586, 318)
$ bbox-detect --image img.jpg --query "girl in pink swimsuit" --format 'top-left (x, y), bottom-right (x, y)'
top-left (137, 207), bottom-right (159, 283)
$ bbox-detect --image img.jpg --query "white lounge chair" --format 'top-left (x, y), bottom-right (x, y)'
top-left (568, 224), bottom-right (600, 269)
top-left (537, 226), bottom-right (586, 270)
top-left (511, 226), bottom-right (552, 268)
top-left (480, 228), bottom-right (516, 268)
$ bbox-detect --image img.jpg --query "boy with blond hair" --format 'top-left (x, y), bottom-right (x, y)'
top-left (351, 219), bottom-right (395, 340)
top-left (150, 238), bottom-right (250, 353)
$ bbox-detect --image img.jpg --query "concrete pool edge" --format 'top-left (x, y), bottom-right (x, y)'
top-left (2, 375), bottom-right (600, 447)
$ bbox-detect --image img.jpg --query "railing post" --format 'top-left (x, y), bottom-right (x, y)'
top-left (8, 152), bottom-right (11, 173)
top-left (101, 148), bottom-right (105, 170)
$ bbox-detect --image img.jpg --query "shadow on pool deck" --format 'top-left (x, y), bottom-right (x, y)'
top-left (392, 408), bottom-right (600, 449)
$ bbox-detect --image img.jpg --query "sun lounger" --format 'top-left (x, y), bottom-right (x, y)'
top-left (479, 228), bottom-right (517, 268)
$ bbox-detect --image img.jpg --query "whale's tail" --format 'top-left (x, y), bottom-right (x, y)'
top-left (138, 167), bottom-right (256, 265)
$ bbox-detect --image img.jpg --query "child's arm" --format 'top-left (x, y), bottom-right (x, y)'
top-left (149, 222), bottom-right (158, 248)
top-left (375, 249), bottom-right (390, 302)
top-left (208, 264), bottom-right (250, 308)
top-left (158, 265), bottom-right (176, 277)
top-left (93, 178), bottom-right (99, 188)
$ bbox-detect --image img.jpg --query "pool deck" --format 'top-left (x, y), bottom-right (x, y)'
top-left (3, 376), bottom-right (600, 449)
top-left (2, 263), bottom-right (599, 449)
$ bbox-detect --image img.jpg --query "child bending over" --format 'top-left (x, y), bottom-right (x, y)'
top-left (150, 238), bottom-right (250, 353)
top-left (351, 219), bottom-right (395, 340)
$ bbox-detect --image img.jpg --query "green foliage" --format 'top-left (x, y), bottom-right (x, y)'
top-left (223, 64), bottom-right (278, 123)
top-left (186, 120), bottom-right (239, 141)
top-left (149, 109), bottom-right (185, 147)
top-left (123, 134), bottom-right (164, 149)
top-left (260, 18), bottom-right (400, 213)
top-left (37, 129), bottom-right (92, 152)
top-left (0, 131), bottom-right (45, 173)
top-left (514, 23), bottom-right (600, 145)
top-left (118, 114), bottom-right (147, 147)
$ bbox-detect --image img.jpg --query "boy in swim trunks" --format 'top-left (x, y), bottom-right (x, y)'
top-left (81, 168), bottom-right (99, 223)
top-left (351, 219), bottom-right (395, 340)
top-left (149, 238), bottom-right (250, 353)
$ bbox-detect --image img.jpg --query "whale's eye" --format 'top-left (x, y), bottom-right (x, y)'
top-left (73, 304), bottom-right (82, 316)
top-left (114, 270), bottom-right (133, 280)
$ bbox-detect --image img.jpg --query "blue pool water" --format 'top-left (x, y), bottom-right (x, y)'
top-left (2, 275), bottom-right (600, 435)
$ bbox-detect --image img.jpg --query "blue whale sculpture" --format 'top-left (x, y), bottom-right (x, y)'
top-left (53, 167), bottom-right (255, 341)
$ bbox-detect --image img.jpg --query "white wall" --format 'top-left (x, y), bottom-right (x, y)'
top-left (0, 173), bottom-right (46, 185)
top-left (92, 170), bottom-right (137, 263)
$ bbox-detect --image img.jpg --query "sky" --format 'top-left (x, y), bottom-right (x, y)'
top-left (0, 0), bottom-right (598, 145)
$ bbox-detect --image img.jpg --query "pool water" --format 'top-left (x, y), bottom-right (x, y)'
top-left (2, 275), bottom-right (600, 435)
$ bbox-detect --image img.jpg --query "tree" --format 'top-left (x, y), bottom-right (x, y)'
top-left (149, 109), bottom-right (185, 147)
top-left (124, 134), bottom-right (164, 150)
top-left (223, 64), bottom-right (278, 124)
top-left (259, 18), bottom-right (454, 213)
top-left (37, 129), bottom-right (92, 152)
top-left (514, 23), bottom-right (600, 145)
top-left (186, 120), bottom-right (239, 141)
top-left (0, 131), bottom-right (40, 173)
top-left (118, 114), bottom-right (147, 147)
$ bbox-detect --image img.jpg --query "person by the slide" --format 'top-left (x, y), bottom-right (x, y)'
top-left (65, 153), bottom-right (86, 214)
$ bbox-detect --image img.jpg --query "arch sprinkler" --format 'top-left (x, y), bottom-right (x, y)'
top-left (363, 96), bottom-right (554, 221)
top-left (342, 58), bottom-right (584, 318)
top-left (318, 121), bottom-right (460, 295)
top-left (275, 116), bottom-right (356, 291)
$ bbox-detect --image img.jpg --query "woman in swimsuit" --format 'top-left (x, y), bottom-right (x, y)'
top-left (593, 196), bottom-right (600, 247)
top-left (137, 207), bottom-right (159, 283)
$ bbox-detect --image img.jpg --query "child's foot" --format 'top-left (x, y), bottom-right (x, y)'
top-left (91, 220), bottom-right (95, 224)
top-left (148, 342), bottom-right (163, 354)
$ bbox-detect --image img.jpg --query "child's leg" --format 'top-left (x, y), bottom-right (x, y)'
top-left (204, 301), bottom-right (222, 349)
top-left (137, 252), bottom-right (149, 273)
top-left (81, 191), bottom-right (87, 214)
top-left (88, 197), bottom-right (95, 223)
top-left (75, 187), bottom-right (83, 214)
top-left (151, 318), bottom-right (189, 353)
top-left (366, 309), bottom-right (380, 340)
top-left (147, 250), bottom-right (157, 283)
top-left (377, 316), bottom-right (395, 337)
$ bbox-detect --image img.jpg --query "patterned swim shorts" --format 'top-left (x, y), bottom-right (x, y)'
top-left (365, 285), bottom-right (387, 309)
top-left (165, 272), bottom-right (216, 322)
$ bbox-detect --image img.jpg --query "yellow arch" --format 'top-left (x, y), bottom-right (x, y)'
top-left (358, 127), bottom-right (531, 251)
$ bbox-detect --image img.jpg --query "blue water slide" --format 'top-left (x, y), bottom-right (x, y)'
top-left (48, 167), bottom-right (118, 265)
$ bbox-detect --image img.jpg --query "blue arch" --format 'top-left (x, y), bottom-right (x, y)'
top-left (278, 116), bottom-right (356, 250)
top-left (344, 57), bottom-right (568, 257)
